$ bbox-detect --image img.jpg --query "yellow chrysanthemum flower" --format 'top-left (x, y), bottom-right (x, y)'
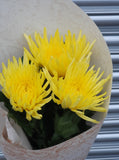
top-left (43, 59), bottom-right (111, 123)
top-left (24, 28), bottom-right (95, 77)
top-left (0, 54), bottom-right (51, 121)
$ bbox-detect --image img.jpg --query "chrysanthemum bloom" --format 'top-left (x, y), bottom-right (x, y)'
top-left (24, 28), bottom-right (95, 77)
top-left (43, 59), bottom-right (111, 123)
top-left (0, 54), bottom-right (51, 121)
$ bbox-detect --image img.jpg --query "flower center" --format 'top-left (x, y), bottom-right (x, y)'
top-left (19, 81), bottom-right (32, 94)
top-left (46, 44), bottom-right (63, 59)
top-left (24, 83), bottom-right (30, 92)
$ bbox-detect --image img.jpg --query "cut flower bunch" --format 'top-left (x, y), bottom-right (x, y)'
top-left (0, 28), bottom-right (110, 149)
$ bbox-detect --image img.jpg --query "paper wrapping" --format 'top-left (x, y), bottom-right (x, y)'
top-left (0, 0), bottom-right (112, 160)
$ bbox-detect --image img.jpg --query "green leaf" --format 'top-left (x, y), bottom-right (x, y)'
top-left (55, 110), bottom-right (80, 138)
top-left (0, 91), bottom-right (8, 103)
top-left (49, 108), bottom-right (81, 146)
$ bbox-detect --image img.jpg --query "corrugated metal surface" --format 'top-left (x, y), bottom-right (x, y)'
top-left (0, 0), bottom-right (119, 159)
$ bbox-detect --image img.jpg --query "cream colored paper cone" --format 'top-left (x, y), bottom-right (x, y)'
top-left (0, 0), bottom-right (112, 160)
top-left (0, 119), bottom-right (103, 160)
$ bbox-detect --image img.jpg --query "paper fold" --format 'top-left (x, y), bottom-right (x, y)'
top-left (5, 117), bottom-right (32, 149)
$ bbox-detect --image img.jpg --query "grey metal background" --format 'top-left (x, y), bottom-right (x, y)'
top-left (0, 0), bottom-right (119, 159)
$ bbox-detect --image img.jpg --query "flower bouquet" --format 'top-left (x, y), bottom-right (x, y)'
top-left (0, 0), bottom-right (112, 160)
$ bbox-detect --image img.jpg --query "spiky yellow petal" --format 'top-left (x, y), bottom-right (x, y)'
top-left (43, 59), bottom-right (110, 123)
top-left (24, 28), bottom-right (95, 77)
top-left (0, 53), bottom-right (51, 121)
